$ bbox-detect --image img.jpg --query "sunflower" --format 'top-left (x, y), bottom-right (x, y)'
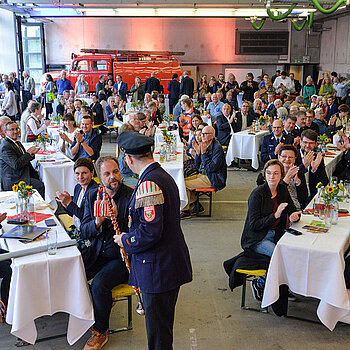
top-left (18, 181), bottom-right (25, 187)
top-left (316, 182), bottom-right (323, 189)
top-left (163, 136), bottom-right (167, 141)
top-left (327, 186), bottom-right (335, 194)
top-left (167, 137), bottom-right (171, 142)
top-left (26, 185), bottom-right (33, 190)
top-left (12, 184), bottom-right (18, 192)
top-left (45, 133), bottom-right (49, 139)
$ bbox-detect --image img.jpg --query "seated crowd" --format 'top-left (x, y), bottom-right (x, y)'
top-left (1, 67), bottom-right (350, 349)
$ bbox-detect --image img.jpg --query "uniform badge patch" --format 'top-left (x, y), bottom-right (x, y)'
top-left (144, 205), bottom-right (155, 222)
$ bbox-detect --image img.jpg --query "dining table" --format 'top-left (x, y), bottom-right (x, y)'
top-left (226, 129), bottom-right (269, 170)
top-left (24, 144), bottom-right (76, 204)
top-left (262, 199), bottom-right (350, 330)
top-left (0, 191), bottom-right (94, 345)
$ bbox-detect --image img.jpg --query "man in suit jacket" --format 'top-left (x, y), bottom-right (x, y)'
top-left (113, 75), bottom-right (128, 102)
top-left (231, 101), bottom-right (254, 132)
top-left (295, 129), bottom-right (328, 205)
top-left (326, 96), bottom-right (339, 122)
top-left (180, 71), bottom-right (194, 98)
top-left (265, 93), bottom-right (277, 119)
top-left (0, 121), bottom-right (44, 197)
top-left (261, 119), bottom-right (294, 164)
top-left (115, 132), bottom-right (192, 350)
top-left (80, 156), bottom-right (133, 349)
top-left (144, 72), bottom-right (161, 94)
top-left (167, 73), bottom-right (180, 115)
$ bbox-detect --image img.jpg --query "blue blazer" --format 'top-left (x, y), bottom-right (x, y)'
top-left (114, 82), bottom-right (128, 102)
top-left (260, 133), bottom-right (294, 164)
top-left (195, 139), bottom-right (227, 191)
top-left (326, 103), bottom-right (338, 121)
top-left (167, 79), bottom-right (180, 100)
top-left (121, 162), bottom-right (192, 293)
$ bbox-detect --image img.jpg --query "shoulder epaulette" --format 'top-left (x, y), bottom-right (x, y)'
top-left (135, 180), bottom-right (164, 209)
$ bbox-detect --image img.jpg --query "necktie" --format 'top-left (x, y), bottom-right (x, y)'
top-left (16, 141), bottom-right (25, 154)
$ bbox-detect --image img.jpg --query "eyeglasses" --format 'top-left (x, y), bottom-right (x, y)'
top-left (201, 132), bottom-right (213, 136)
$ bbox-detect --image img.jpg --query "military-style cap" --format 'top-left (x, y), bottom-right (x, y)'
top-left (117, 131), bottom-right (154, 155)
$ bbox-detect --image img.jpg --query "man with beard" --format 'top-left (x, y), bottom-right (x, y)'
top-left (80, 156), bottom-right (133, 350)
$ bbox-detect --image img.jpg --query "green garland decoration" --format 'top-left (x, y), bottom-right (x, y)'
top-left (251, 18), bottom-right (266, 30)
top-left (311, 0), bottom-right (345, 14)
top-left (266, 4), bottom-right (297, 21)
top-left (292, 18), bottom-right (307, 31)
top-left (308, 11), bottom-right (314, 28)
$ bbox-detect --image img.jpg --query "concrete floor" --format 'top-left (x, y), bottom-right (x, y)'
top-left (1, 135), bottom-right (350, 349)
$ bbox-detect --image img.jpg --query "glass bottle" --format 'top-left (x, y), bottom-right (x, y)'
top-left (27, 194), bottom-right (36, 225)
top-left (313, 188), bottom-right (324, 217)
top-left (159, 144), bottom-right (165, 162)
top-left (331, 200), bottom-right (339, 225)
top-left (165, 144), bottom-right (171, 162)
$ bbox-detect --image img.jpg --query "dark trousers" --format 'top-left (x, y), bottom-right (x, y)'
top-left (22, 91), bottom-right (32, 111)
top-left (169, 98), bottom-right (178, 115)
top-left (0, 249), bottom-right (12, 307)
top-left (142, 287), bottom-right (180, 350)
top-left (45, 102), bottom-right (53, 118)
top-left (30, 178), bottom-right (45, 200)
top-left (86, 257), bottom-right (129, 334)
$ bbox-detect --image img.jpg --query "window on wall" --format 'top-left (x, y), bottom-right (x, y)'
top-left (21, 23), bottom-right (45, 95)
top-left (236, 31), bottom-right (289, 55)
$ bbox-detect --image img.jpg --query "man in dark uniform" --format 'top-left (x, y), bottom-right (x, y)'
top-left (80, 156), bottom-right (133, 350)
top-left (114, 132), bottom-right (192, 350)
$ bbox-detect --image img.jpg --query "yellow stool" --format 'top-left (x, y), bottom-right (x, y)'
top-left (57, 214), bottom-right (73, 231)
top-left (109, 283), bottom-right (138, 333)
top-left (236, 269), bottom-right (268, 313)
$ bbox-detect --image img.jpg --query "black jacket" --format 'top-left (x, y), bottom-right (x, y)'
top-left (256, 172), bottom-right (308, 210)
top-left (180, 76), bottom-right (194, 98)
top-left (241, 182), bottom-right (298, 250)
top-left (80, 183), bottom-right (133, 269)
top-left (295, 149), bottom-right (328, 204)
top-left (0, 137), bottom-right (38, 191)
top-left (65, 180), bottom-right (99, 221)
top-left (216, 113), bottom-right (233, 146)
top-left (240, 80), bottom-right (259, 102)
top-left (144, 76), bottom-right (161, 94)
top-left (195, 138), bottom-right (227, 191)
top-left (90, 102), bottom-right (104, 125)
top-left (232, 111), bottom-right (255, 132)
top-left (167, 79), bottom-right (180, 100)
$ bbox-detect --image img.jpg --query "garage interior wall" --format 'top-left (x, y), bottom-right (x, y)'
top-left (44, 17), bottom-right (298, 81)
top-left (319, 15), bottom-right (350, 77)
top-left (0, 9), bottom-right (18, 73)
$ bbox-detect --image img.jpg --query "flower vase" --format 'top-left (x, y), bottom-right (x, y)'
top-left (16, 195), bottom-right (28, 221)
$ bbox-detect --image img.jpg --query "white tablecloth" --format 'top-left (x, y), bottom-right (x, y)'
top-left (226, 130), bottom-right (269, 170)
top-left (24, 145), bottom-right (76, 203)
top-left (324, 146), bottom-right (343, 179)
top-left (153, 145), bottom-right (188, 210)
top-left (262, 202), bottom-right (350, 330)
top-left (0, 191), bottom-right (94, 345)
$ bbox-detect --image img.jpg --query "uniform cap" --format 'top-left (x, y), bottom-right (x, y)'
top-left (117, 131), bottom-right (154, 155)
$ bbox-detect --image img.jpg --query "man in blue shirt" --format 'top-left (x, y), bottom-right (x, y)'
top-left (56, 70), bottom-right (73, 95)
top-left (205, 93), bottom-right (224, 123)
top-left (71, 115), bottom-right (102, 161)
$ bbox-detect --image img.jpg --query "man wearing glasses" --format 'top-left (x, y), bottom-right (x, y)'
top-left (0, 121), bottom-right (45, 197)
top-left (295, 129), bottom-right (328, 204)
top-left (261, 119), bottom-right (293, 164)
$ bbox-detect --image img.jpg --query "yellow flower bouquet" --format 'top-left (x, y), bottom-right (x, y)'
top-left (12, 181), bottom-right (33, 200)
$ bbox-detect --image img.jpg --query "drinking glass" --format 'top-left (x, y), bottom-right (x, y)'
top-left (47, 229), bottom-right (57, 255)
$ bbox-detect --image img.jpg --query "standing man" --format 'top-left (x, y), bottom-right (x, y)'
top-left (213, 73), bottom-right (226, 99)
top-left (180, 71), bottom-right (194, 98)
top-left (240, 73), bottom-right (258, 103)
top-left (289, 73), bottom-right (301, 95)
top-left (56, 70), bottom-right (73, 95)
top-left (145, 72), bottom-right (161, 94)
top-left (167, 73), bottom-right (180, 115)
top-left (113, 75), bottom-right (128, 102)
top-left (22, 71), bottom-right (35, 110)
top-left (114, 132), bottom-right (192, 350)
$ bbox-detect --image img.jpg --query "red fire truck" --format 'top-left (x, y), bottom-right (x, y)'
top-left (43, 49), bottom-right (184, 94)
